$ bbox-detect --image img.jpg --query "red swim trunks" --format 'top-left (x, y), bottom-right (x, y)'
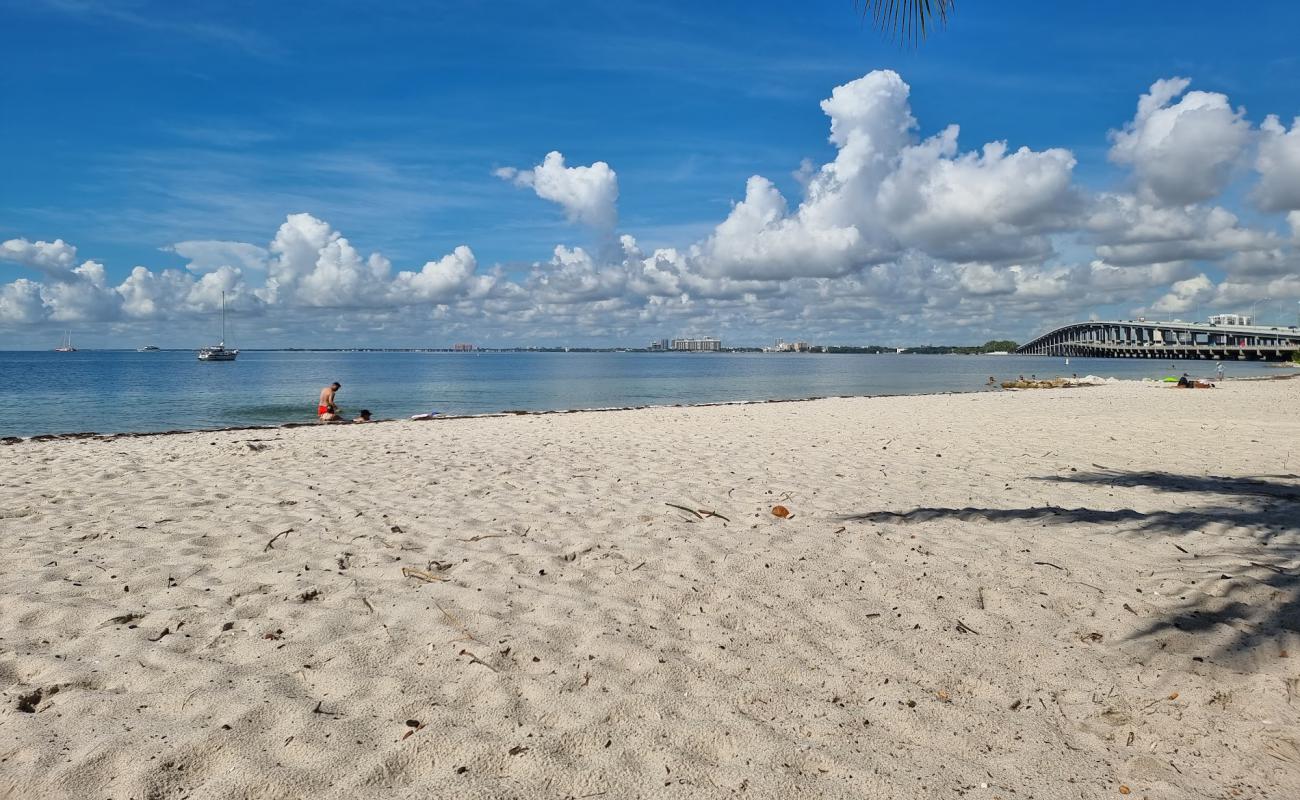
top-left (317, 405), bottom-right (330, 416)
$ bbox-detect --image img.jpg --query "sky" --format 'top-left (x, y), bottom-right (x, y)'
top-left (2, 0), bottom-right (1300, 349)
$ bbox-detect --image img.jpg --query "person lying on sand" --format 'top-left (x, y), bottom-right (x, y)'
top-left (318, 382), bottom-right (342, 421)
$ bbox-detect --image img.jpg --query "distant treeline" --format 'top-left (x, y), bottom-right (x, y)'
top-left (825, 340), bottom-right (1019, 355)
top-left (906, 340), bottom-right (1020, 354)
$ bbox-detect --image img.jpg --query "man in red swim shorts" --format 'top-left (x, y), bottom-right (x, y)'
top-left (318, 382), bottom-right (342, 421)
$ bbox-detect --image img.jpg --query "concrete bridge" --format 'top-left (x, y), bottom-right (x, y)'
top-left (1016, 320), bottom-right (1300, 361)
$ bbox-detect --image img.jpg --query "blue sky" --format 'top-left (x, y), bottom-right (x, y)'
top-left (3, 1), bottom-right (1300, 347)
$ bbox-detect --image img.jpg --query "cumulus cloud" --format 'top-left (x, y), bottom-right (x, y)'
top-left (496, 151), bottom-right (619, 230)
top-left (390, 246), bottom-right (492, 303)
top-left (0, 213), bottom-right (487, 326)
top-left (1, 238), bottom-right (79, 279)
top-left (165, 240), bottom-right (269, 273)
top-left (261, 213), bottom-right (400, 307)
top-left (699, 70), bottom-right (1079, 280)
top-left (1087, 194), bottom-right (1281, 266)
top-left (1253, 115), bottom-right (1300, 212)
top-left (1150, 274), bottom-right (1215, 315)
top-left (0, 279), bottom-right (47, 325)
top-left (1108, 77), bottom-right (1251, 207)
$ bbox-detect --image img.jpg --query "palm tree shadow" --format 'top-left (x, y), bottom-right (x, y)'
top-left (843, 471), bottom-right (1300, 657)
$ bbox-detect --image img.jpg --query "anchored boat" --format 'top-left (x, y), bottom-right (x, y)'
top-left (198, 292), bottom-right (239, 362)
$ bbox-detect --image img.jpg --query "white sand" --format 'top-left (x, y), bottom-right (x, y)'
top-left (2, 379), bottom-right (1298, 799)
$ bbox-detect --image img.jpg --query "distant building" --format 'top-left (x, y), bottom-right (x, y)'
top-left (648, 338), bottom-right (671, 351)
top-left (671, 337), bottom-right (721, 352)
top-left (452, 343), bottom-right (477, 351)
top-left (769, 338), bottom-right (812, 352)
top-left (1208, 313), bottom-right (1253, 326)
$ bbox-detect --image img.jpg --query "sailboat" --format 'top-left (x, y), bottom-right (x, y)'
top-left (197, 292), bottom-right (239, 362)
top-left (54, 330), bottom-right (77, 352)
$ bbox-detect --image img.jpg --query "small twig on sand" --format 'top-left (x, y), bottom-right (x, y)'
top-left (666, 503), bottom-right (730, 522)
top-left (976, 587), bottom-right (986, 610)
top-left (458, 648), bottom-right (498, 672)
top-left (459, 533), bottom-right (509, 542)
top-left (264, 528), bottom-right (293, 551)
top-left (1033, 561), bottom-right (1067, 572)
top-left (665, 503), bottom-right (704, 519)
top-left (401, 566), bottom-right (448, 583)
top-left (351, 580), bottom-right (376, 614)
top-left (955, 619), bottom-right (980, 635)
top-left (436, 602), bottom-right (484, 645)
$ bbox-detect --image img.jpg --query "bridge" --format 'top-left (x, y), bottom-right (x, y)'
top-left (1016, 320), bottom-right (1300, 361)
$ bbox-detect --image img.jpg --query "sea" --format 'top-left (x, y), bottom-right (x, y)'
top-left (0, 350), bottom-right (1289, 438)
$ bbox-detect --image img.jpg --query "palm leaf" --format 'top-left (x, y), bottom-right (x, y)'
top-left (855, 0), bottom-right (955, 44)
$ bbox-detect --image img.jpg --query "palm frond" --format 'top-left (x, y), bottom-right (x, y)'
top-left (855, 0), bottom-right (955, 44)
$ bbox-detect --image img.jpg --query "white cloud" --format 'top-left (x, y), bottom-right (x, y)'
top-left (41, 260), bottom-right (123, 322)
top-left (1253, 115), bottom-right (1300, 212)
top-left (390, 246), bottom-right (490, 303)
top-left (1, 238), bottom-right (79, 279)
top-left (699, 70), bottom-right (1079, 280)
top-left (1108, 77), bottom-right (1251, 207)
top-left (0, 279), bottom-right (47, 324)
top-left (0, 213), bottom-right (488, 327)
top-left (1087, 194), bottom-right (1279, 266)
top-left (957, 263), bottom-right (1016, 297)
top-left (497, 151), bottom-right (619, 230)
top-left (878, 131), bottom-right (1078, 262)
top-left (262, 213), bottom-right (394, 307)
top-left (165, 240), bottom-right (268, 273)
top-left (1150, 274), bottom-right (1215, 314)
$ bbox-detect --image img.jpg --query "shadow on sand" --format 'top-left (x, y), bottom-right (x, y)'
top-left (843, 471), bottom-right (1300, 656)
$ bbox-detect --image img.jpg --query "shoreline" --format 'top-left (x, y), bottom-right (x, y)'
top-left (6, 371), bottom-right (1296, 445)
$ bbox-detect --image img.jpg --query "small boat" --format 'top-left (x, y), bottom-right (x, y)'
top-left (137, 345), bottom-right (160, 352)
top-left (54, 330), bottom-right (77, 352)
top-left (198, 292), bottom-right (239, 362)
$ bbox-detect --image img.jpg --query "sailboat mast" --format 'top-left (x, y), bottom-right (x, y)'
top-left (221, 291), bottom-right (226, 345)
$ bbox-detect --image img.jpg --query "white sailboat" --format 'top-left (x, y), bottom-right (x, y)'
top-left (54, 330), bottom-right (76, 352)
top-left (198, 292), bottom-right (239, 362)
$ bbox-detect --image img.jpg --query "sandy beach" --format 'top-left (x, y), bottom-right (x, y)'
top-left (2, 379), bottom-right (1298, 799)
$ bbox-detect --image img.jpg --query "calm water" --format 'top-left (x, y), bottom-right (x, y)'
top-left (0, 350), bottom-right (1286, 437)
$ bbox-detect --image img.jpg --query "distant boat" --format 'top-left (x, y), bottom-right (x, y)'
top-left (54, 330), bottom-right (76, 352)
top-left (137, 345), bottom-right (160, 352)
top-left (198, 292), bottom-right (239, 362)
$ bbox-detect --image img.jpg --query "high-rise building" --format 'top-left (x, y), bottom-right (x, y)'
top-left (670, 337), bottom-right (722, 352)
